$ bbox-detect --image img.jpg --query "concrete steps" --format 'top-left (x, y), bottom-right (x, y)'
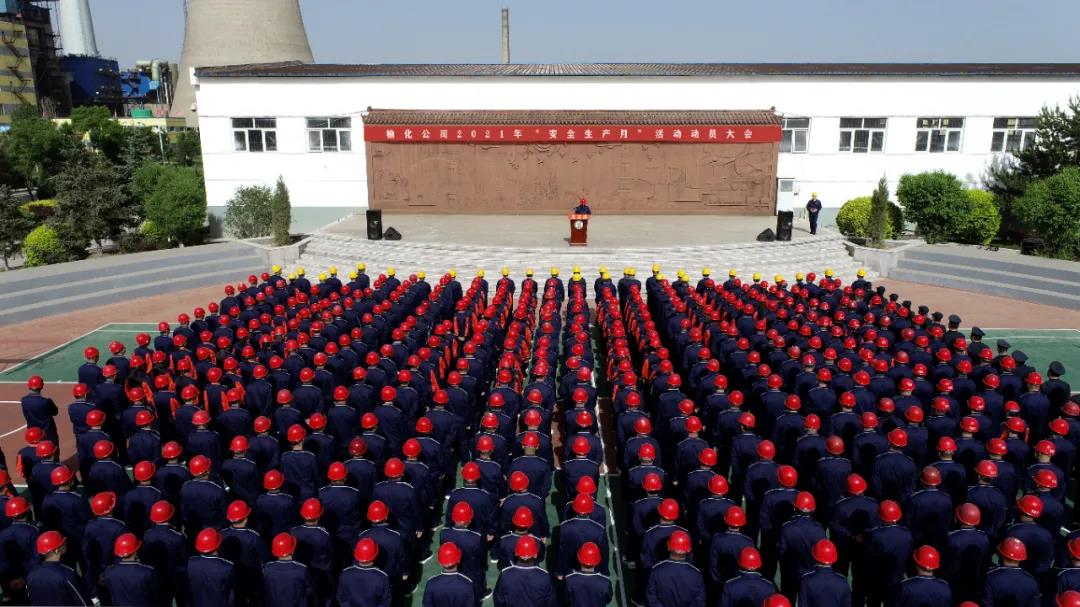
top-left (889, 246), bottom-right (1080, 309)
top-left (0, 243), bottom-right (263, 326)
top-left (289, 232), bottom-right (869, 282)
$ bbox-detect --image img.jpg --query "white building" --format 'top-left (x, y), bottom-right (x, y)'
top-left (193, 63), bottom-right (1080, 230)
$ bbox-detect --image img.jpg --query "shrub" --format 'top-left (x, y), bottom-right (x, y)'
top-left (139, 220), bottom-right (167, 244)
top-left (224, 185), bottom-right (274, 239)
top-left (23, 224), bottom-right (66, 266)
top-left (868, 177), bottom-right (890, 247)
top-left (18, 198), bottom-right (56, 220)
top-left (271, 176), bottom-right (292, 246)
top-left (136, 164), bottom-right (206, 246)
top-left (954, 189), bottom-right (1001, 245)
top-left (896, 171), bottom-right (967, 243)
top-left (835, 196), bottom-right (904, 239)
top-left (1013, 167), bottom-right (1080, 259)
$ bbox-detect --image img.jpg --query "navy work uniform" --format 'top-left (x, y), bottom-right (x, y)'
top-left (187, 554), bottom-right (236, 607)
top-left (896, 574), bottom-right (952, 607)
top-left (718, 570), bottom-right (777, 607)
top-left (141, 523), bottom-right (188, 607)
top-left (422, 570), bottom-right (476, 607)
top-left (798, 564), bottom-right (852, 607)
top-left (101, 559), bottom-right (159, 606)
top-left (493, 563), bottom-right (556, 607)
top-left (26, 560), bottom-right (91, 606)
top-left (262, 559), bottom-right (315, 607)
top-left (564, 570), bottom-right (613, 607)
top-left (941, 527), bottom-right (991, 603)
top-left (983, 563), bottom-right (1040, 607)
top-left (336, 562), bottom-right (390, 607)
top-left (180, 478), bottom-right (228, 533)
top-left (645, 559), bottom-right (706, 607)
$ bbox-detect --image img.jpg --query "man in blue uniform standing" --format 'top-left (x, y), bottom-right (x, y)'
top-left (101, 533), bottom-right (158, 606)
top-left (26, 531), bottom-right (91, 606)
top-left (573, 197), bottom-right (593, 215)
top-left (423, 542), bottom-right (476, 607)
top-left (262, 532), bottom-right (315, 607)
top-left (187, 528), bottom-right (236, 607)
top-left (565, 542), bottom-right (613, 607)
top-left (645, 530), bottom-right (705, 607)
top-left (493, 535), bottom-right (555, 607)
top-left (336, 538), bottom-right (390, 607)
top-left (983, 537), bottom-right (1041, 607)
top-left (21, 376), bottom-right (59, 445)
top-left (798, 539), bottom-right (852, 607)
top-left (805, 193), bottom-right (823, 236)
top-left (896, 546), bottom-right (951, 607)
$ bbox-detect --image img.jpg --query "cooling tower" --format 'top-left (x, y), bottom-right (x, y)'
top-left (172, 0), bottom-right (314, 120)
top-left (59, 0), bottom-right (99, 57)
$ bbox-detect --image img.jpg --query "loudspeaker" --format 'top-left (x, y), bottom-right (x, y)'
top-left (383, 227), bottom-right (401, 241)
top-left (366, 209), bottom-right (383, 240)
top-left (775, 211), bottom-right (794, 241)
top-left (756, 228), bottom-right (776, 242)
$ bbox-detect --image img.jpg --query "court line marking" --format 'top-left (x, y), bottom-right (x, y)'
top-left (0, 323), bottom-right (109, 377)
top-left (0, 425), bottom-right (26, 439)
top-left (981, 328), bottom-right (1080, 334)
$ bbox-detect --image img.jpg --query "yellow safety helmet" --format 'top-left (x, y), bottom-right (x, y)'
top-left (629, 268), bottom-right (637, 276)
top-left (449, 269), bottom-right (457, 279)
top-left (572, 266), bottom-right (581, 274)
top-left (318, 272), bottom-right (327, 281)
top-left (774, 274), bottom-right (783, 283)
top-left (656, 274), bottom-right (665, 281)
top-left (296, 267), bottom-right (305, 277)
top-left (796, 272), bottom-right (805, 281)
top-left (348, 271), bottom-right (358, 280)
top-left (477, 269), bottom-right (485, 278)
top-left (417, 271), bottom-right (425, 280)
top-left (328, 266), bottom-right (337, 276)
top-left (599, 265), bottom-right (608, 274)
top-left (651, 263), bottom-right (661, 274)
top-left (551, 267), bottom-right (559, 276)
top-left (356, 262), bottom-right (366, 272)
top-left (387, 267), bottom-right (396, 277)
top-left (729, 268), bottom-right (737, 277)
top-left (824, 268), bottom-right (834, 277)
top-left (288, 272), bottom-right (297, 280)
top-left (500, 267), bottom-right (509, 277)
top-left (601, 271), bottom-right (610, 280)
top-left (525, 268), bottom-right (534, 277)
top-left (752, 272), bottom-right (762, 282)
top-left (857, 268), bottom-right (867, 277)
top-left (702, 268), bottom-right (711, 276)
top-left (271, 264), bottom-right (282, 274)
top-left (811, 192), bottom-right (818, 198)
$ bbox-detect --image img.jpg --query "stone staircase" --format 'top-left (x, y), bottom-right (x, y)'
top-left (288, 231), bottom-right (869, 282)
top-left (0, 242), bottom-right (263, 326)
top-left (889, 245), bottom-right (1080, 309)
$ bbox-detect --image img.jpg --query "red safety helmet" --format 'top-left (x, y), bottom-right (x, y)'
top-left (514, 535), bottom-right (540, 560)
top-left (920, 466), bottom-right (942, 487)
top-left (577, 542), bottom-right (602, 567)
top-left (956, 503), bottom-right (982, 526)
top-left (227, 500), bottom-right (252, 522)
top-left (878, 500), bottom-right (902, 524)
top-left (195, 528), bottom-right (221, 554)
top-left (778, 465), bottom-right (798, 488)
top-left (133, 461), bottom-right (156, 482)
top-left (998, 537), bottom-right (1028, 562)
top-left (642, 472), bottom-right (663, 493)
top-left (572, 493), bottom-right (595, 515)
top-left (437, 542), bottom-right (462, 567)
top-left (93, 440), bottom-right (115, 460)
top-left (461, 462), bottom-right (481, 483)
top-left (847, 473), bottom-right (868, 495)
top-left (913, 545), bottom-right (940, 570)
top-left (795, 491), bottom-right (816, 512)
top-left (887, 428), bottom-right (908, 448)
top-left (757, 440), bottom-right (776, 460)
top-left (36, 530), bottom-right (66, 555)
top-left (738, 546), bottom-right (762, 571)
top-left (1018, 495), bottom-right (1044, 519)
top-left (812, 539), bottom-right (838, 565)
top-left (1035, 469), bottom-right (1059, 489)
top-left (300, 498), bottom-right (323, 521)
top-left (189, 455), bottom-right (212, 476)
top-left (4, 496), bottom-right (29, 518)
top-left (512, 506), bottom-right (534, 530)
top-left (725, 506), bottom-right (746, 528)
top-left (976, 460), bottom-right (998, 479)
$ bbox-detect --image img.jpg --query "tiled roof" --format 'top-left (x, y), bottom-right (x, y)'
top-left (362, 109), bottom-right (781, 126)
top-left (195, 61), bottom-right (1080, 78)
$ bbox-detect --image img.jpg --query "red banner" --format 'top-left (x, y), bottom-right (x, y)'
top-left (364, 124), bottom-right (781, 144)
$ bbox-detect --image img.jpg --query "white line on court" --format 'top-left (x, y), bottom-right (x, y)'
top-left (0, 425), bottom-right (26, 439)
top-left (0, 322), bottom-right (110, 376)
top-left (982, 328), bottom-right (1080, 333)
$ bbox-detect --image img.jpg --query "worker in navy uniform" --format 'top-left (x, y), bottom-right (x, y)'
top-left (872, 429), bottom-right (917, 501)
top-left (573, 197), bottom-right (592, 215)
top-left (440, 501), bottom-right (488, 602)
top-left (565, 542), bottom-right (613, 607)
top-left (646, 530), bottom-right (705, 607)
top-left (557, 494), bottom-right (609, 578)
top-left (290, 499), bottom-right (334, 607)
top-left (255, 470), bottom-right (297, 540)
top-left (827, 473), bottom-right (877, 580)
top-left (220, 500), bottom-right (267, 607)
top-left (128, 410), bottom-right (162, 466)
top-left (760, 465), bottom-right (799, 581)
top-left (1059, 538), bottom-right (1080, 595)
top-left (318, 461), bottom-right (363, 562)
top-left (493, 535), bottom-right (555, 607)
top-left (187, 411), bottom-right (222, 467)
top-left (896, 545), bottom-right (951, 607)
top-left (805, 193), bottom-right (823, 235)
top-left (68, 382), bottom-right (96, 438)
top-left (718, 546), bottom-right (778, 607)
top-left (261, 532), bottom-right (315, 607)
top-left (696, 474), bottom-right (736, 542)
top-left (82, 491), bottom-right (127, 599)
top-left (862, 500), bottom-right (913, 607)
top-left (813, 437), bottom-right (852, 518)
top-left (1043, 361), bottom-right (1071, 411)
top-left (941, 502), bottom-right (991, 602)
top-left (1020, 372), bottom-right (1052, 443)
top-left (0, 496), bottom-right (39, 604)
top-left (984, 537), bottom-right (1041, 607)
top-left (222, 437), bottom-right (260, 505)
top-left (336, 537), bottom-right (390, 607)
top-left (27, 435), bottom-right (60, 520)
top-left (423, 542), bottom-right (476, 607)
top-left (356, 500), bottom-right (412, 596)
top-left (180, 455), bottom-right (228, 533)
top-left (902, 466), bottom-right (953, 549)
top-left (446, 463), bottom-right (498, 540)
top-left (188, 528), bottom-right (236, 607)
top-left (500, 473), bottom-right (549, 539)
top-left (88, 440), bottom-right (132, 497)
top-left (41, 465), bottom-right (90, 570)
top-left (250, 416), bottom-right (281, 473)
top-left (967, 460), bottom-right (1009, 540)
top-left (374, 457), bottom-right (423, 542)
top-left (101, 533), bottom-right (158, 607)
top-left (21, 376), bottom-right (59, 445)
top-left (797, 539), bottom-right (852, 607)
top-left (78, 346), bottom-right (104, 396)
top-left (26, 531), bottom-right (91, 607)
top-left (779, 492), bottom-right (826, 600)
top-left (281, 424), bottom-right (320, 500)
top-left (141, 500), bottom-right (188, 607)
top-left (1006, 495), bottom-right (1055, 599)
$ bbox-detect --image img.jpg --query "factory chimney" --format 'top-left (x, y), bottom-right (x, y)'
top-left (173, 0), bottom-right (314, 121)
top-left (59, 0), bottom-right (99, 57)
top-left (501, 7), bottom-right (510, 64)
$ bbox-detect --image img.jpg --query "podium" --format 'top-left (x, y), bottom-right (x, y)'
top-left (568, 213), bottom-right (590, 246)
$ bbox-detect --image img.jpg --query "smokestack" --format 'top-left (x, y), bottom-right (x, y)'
top-left (501, 7), bottom-right (510, 64)
top-left (173, 0), bottom-right (314, 121)
top-left (59, 0), bottom-right (99, 57)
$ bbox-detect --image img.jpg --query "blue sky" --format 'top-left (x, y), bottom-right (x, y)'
top-left (91, 0), bottom-right (1080, 67)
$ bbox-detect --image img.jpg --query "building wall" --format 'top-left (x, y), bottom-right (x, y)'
top-left (0, 17), bottom-right (35, 126)
top-left (194, 75), bottom-right (1080, 217)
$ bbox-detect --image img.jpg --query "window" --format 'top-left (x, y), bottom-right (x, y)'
top-left (914, 117), bottom-right (964, 153)
top-left (780, 117), bottom-right (809, 153)
top-left (306, 117), bottom-right (352, 152)
top-left (838, 117), bottom-right (886, 153)
top-left (231, 117), bottom-right (277, 152)
top-left (991, 117), bottom-right (1037, 153)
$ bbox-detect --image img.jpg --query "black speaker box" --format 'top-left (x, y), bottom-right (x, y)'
top-left (756, 228), bottom-right (776, 242)
top-left (366, 209), bottom-right (383, 240)
top-left (384, 227), bottom-right (402, 241)
top-left (775, 211), bottom-right (794, 241)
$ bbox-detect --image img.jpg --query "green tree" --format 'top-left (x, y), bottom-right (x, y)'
top-left (69, 106), bottom-right (127, 162)
top-left (896, 171), bottom-right (968, 244)
top-left (170, 130), bottom-right (202, 166)
top-left (868, 177), bottom-right (890, 247)
top-left (135, 163), bottom-right (207, 245)
top-left (1013, 167), bottom-right (1080, 258)
top-left (3, 106), bottom-right (72, 198)
top-left (224, 185), bottom-right (274, 239)
top-left (0, 185), bottom-right (33, 269)
top-left (271, 176), bottom-right (292, 246)
top-left (955, 189), bottom-right (1001, 245)
top-left (52, 147), bottom-right (139, 249)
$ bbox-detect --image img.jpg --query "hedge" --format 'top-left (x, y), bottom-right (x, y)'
top-left (23, 224), bottom-right (66, 266)
top-left (954, 189), bottom-right (1001, 245)
top-left (896, 171), bottom-right (968, 243)
top-left (835, 196), bottom-right (904, 239)
top-left (19, 199), bottom-right (57, 220)
top-left (1013, 167), bottom-right (1080, 259)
